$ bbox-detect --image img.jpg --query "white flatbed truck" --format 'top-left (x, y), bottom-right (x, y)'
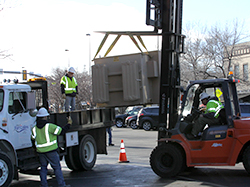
top-left (0, 78), bottom-right (114, 187)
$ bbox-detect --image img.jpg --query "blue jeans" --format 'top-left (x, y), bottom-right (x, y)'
top-left (65, 96), bottom-right (75, 112)
top-left (38, 151), bottom-right (66, 187)
top-left (106, 127), bottom-right (112, 144)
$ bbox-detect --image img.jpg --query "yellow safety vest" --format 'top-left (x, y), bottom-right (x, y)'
top-left (31, 123), bottom-right (62, 153)
top-left (60, 76), bottom-right (78, 94)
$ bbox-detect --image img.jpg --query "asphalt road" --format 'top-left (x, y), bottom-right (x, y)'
top-left (10, 127), bottom-right (250, 187)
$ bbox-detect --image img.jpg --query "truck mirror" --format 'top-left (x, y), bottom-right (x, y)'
top-left (29, 109), bottom-right (38, 117)
top-left (27, 91), bottom-right (36, 110)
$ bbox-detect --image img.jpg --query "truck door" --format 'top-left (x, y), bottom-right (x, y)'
top-left (7, 91), bottom-right (35, 149)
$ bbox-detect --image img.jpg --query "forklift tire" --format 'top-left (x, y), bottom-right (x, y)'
top-left (0, 152), bottom-right (14, 187)
top-left (150, 143), bottom-right (185, 178)
top-left (243, 146), bottom-right (250, 174)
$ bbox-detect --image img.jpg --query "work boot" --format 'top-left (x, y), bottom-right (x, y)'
top-left (109, 143), bottom-right (115, 146)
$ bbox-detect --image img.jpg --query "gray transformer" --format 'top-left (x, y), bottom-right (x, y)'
top-left (92, 50), bottom-right (161, 107)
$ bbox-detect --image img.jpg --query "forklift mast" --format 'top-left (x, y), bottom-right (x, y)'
top-left (147, 0), bottom-right (185, 139)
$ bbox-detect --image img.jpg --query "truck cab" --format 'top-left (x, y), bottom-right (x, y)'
top-left (0, 83), bottom-right (38, 186)
top-left (0, 84), bottom-right (37, 149)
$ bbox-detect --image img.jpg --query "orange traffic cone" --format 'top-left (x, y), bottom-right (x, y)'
top-left (118, 139), bottom-right (129, 163)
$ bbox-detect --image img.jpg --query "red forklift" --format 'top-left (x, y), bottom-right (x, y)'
top-left (148, 0), bottom-right (250, 177)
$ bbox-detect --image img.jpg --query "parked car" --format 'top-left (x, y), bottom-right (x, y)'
top-left (137, 106), bottom-right (159, 131)
top-left (125, 115), bottom-right (138, 129)
top-left (240, 103), bottom-right (250, 117)
top-left (115, 106), bottom-right (142, 128)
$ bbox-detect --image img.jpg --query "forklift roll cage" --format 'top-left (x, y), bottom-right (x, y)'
top-left (171, 78), bottom-right (241, 137)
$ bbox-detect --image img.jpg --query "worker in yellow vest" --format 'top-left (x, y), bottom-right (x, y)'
top-left (31, 107), bottom-right (72, 187)
top-left (187, 93), bottom-right (224, 139)
top-left (60, 67), bottom-right (78, 112)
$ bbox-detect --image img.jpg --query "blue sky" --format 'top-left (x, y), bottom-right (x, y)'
top-left (0, 0), bottom-right (249, 80)
top-left (183, 0), bottom-right (250, 28)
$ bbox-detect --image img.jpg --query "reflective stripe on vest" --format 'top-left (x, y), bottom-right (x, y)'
top-left (206, 100), bottom-right (224, 118)
top-left (32, 127), bottom-right (36, 139)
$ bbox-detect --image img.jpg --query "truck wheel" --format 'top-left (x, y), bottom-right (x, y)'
top-left (65, 146), bottom-right (83, 171)
top-left (0, 153), bottom-right (14, 187)
top-left (142, 121), bottom-right (152, 131)
top-left (150, 143), bottom-right (185, 178)
top-left (130, 120), bottom-right (138, 129)
top-left (79, 135), bottom-right (97, 170)
top-left (243, 146), bottom-right (250, 174)
top-left (116, 119), bottom-right (123, 128)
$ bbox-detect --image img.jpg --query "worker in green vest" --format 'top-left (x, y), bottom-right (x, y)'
top-left (31, 107), bottom-right (72, 187)
top-left (187, 92), bottom-right (224, 139)
top-left (60, 67), bottom-right (78, 112)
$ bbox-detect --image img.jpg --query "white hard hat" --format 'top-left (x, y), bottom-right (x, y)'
top-left (68, 67), bottom-right (75, 74)
top-left (37, 107), bottom-right (50, 117)
top-left (200, 92), bottom-right (210, 101)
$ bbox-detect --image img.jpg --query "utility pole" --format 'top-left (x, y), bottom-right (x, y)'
top-left (65, 49), bottom-right (70, 67)
top-left (86, 33), bottom-right (91, 75)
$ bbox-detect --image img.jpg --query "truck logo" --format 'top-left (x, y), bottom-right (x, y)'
top-left (14, 124), bottom-right (29, 133)
top-left (211, 143), bottom-right (222, 147)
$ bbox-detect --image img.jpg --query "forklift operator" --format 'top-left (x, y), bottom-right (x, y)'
top-left (187, 92), bottom-right (224, 139)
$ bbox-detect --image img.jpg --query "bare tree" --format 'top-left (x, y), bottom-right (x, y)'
top-left (46, 68), bottom-right (66, 112)
top-left (74, 71), bottom-right (93, 109)
top-left (0, 0), bottom-right (18, 11)
top-left (46, 67), bottom-right (92, 112)
top-left (181, 22), bottom-right (214, 86)
top-left (181, 20), bottom-right (249, 87)
top-left (0, 49), bottom-right (12, 60)
top-left (205, 19), bottom-right (249, 78)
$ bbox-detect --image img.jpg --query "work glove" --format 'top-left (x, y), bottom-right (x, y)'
top-left (199, 107), bottom-right (206, 112)
top-left (75, 94), bottom-right (78, 99)
top-left (67, 116), bottom-right (73, 125)
top-left (62, 93), bottom-right (66, 99)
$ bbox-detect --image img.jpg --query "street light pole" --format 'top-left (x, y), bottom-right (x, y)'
top-left (65, 49), bottom-right (70, 67)
top-left (86, 33), bottom-right (91, 75)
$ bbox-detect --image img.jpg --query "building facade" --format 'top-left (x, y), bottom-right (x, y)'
top-left (230, 41), bottom-right (250, 102)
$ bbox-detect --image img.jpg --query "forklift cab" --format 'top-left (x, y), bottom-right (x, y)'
top-left (179, 78), bottom-right (241, 140)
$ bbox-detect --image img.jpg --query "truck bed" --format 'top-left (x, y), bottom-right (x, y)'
top-left (48, 108), bottom-right (115, 155)
top-left (48, 108), bottom-right (115, 130)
